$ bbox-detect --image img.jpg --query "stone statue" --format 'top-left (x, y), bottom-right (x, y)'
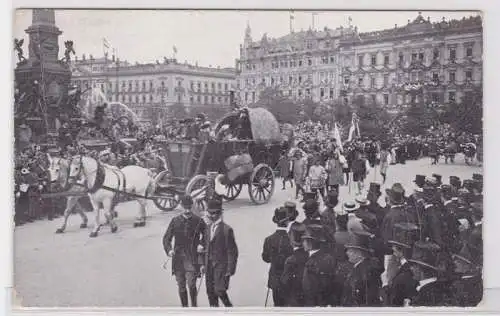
top-left (63, 40), bottom-right (75, 63)
top-left (14, 38), bottom-right (26, 63)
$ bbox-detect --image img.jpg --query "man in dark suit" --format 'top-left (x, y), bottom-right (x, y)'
top-left (407, 241), bottom-right (454, 306)
top-left (262, 207), bottom-right (294, 307)
top-left (385, 222), bottom-right (420, 306)
top-left (162, 195), bottom-right (207, 307)
top-left (301, 199), bottom-right (336, 252)
top-left (203, 198), bottom-right (239, 307)
top-left (342, 230), bottom-right (383, 307)
top-left (280, 223), bottom-right (308, 307)
top-left (380, 183), bottom-right (418, 287)
top-left (450, 236), bottom-right (483, 306)
top-left (301, 224), bottom-right (338, 306)
top-left (332, 209), bottom-right (353, 306)
top-left (366, 182), bottom-right (385, 228)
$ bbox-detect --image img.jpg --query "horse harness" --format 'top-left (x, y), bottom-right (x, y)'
top-left (70, 155), bottom-right (148, 200)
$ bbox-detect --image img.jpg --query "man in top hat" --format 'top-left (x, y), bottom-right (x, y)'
top-left (413, 184), bottom-right (444, 247)
top-left (407, 241), bottom-right (454, 306)
top-left (380, 183), bottom-right (418, 287)
top-left (366, 182), bottom-right (385, 228)
top-left (385, 223), bottom-right (420, 306)
top-left (284, 201), bottom-right (300, 233)
top-left (262, 207), bottom-right (294, 307)
top-left (280, 223), bottom-right (308, 307)
top-left (302, 199), bottom-right (336, 252)
top-left (341, 230), bottom-right (383, 306)
top-left (301, 224), bottom-right (338, 306)
top-left (203, 198), bottom-right (239, 307)
top-left (163, 195), bottom-right (207, 307)
top-left (450, 243), bottom-right (483, 306)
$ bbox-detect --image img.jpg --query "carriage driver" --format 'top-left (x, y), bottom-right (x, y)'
top-left (162, 195), bottom-right (207, 307)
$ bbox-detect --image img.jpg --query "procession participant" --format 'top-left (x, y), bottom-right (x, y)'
top-left (301, 224), bottom-right (338, 307)
top-left (378, 145), bottom-right (391, 184)
top-left (307, 157), bottom-right (327, 202)
top-left (380, 183), bottom-right (418, 287)
top-left (325, 150), bottom-right (345, 194)
top-left (342, 230), bottom-right (383, 307)
top-left (292, 150), bottom-right (307, 200)
top-left (351, 150), bottom-right (368, 195)
top-left (385, 223), bottom-right (420, 306)
top-left (407, 241), bottom-right (454, 306)
top-left (366, 183), bottom-right (385, 227)
top-left (261, 207), bottom-right (294, 307)
top-left (203, 198), bottom-right (239, 307)
top-left (277, 151), bottom-right (293, 190)
top-left (162, 195), bottom-right (207, 307)
top-left (280, 223), bottom-right (308, 307)
top-left (428, 141), bottom-right (439, 165)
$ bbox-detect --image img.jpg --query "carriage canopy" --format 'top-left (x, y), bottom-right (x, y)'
top-left (214, 107), bottom-right (282, 143)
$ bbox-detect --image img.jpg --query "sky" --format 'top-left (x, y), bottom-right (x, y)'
top-left (13, 9), bottom-right (480, 68)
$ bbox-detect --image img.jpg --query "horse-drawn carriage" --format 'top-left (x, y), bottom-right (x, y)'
top-left (152, 107), bottom-right (283, 212)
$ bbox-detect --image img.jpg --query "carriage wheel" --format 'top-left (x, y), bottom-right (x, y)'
top-left (153, 190), bottom-right (180, 212)
top-left (186, 175), bottom-right (209, 213)
top-left (248, 163), bottom-right (275, 205)
top-left (214, 174), bottom-right (242, 201)
top-left (223, 183), bottom-right (243, 201)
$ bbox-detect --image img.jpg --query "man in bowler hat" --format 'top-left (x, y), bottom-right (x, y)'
top-left (385, 222), bottom-right (420, 306)
top-left (301, 224), bottom-right (338, 306)
top-left (302, 199), bottom-right (336, 251)
top-left (366, 182), bottom-right (385, 227)
top-left (203, 198), bottom-right (239, 307)
top-left (262, 207), bottom-right (294, 306)
top-left (342, 230), bottom-right (383, 306)
top-left (163, 195), bottom-right (207, 307)
top-left (407, 241), bottom-right (454, 306)
top-left (280, 223), bottom-right (308, 306)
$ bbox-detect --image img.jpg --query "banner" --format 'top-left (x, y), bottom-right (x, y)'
top-left (333, 122), bottom-right (343, 152)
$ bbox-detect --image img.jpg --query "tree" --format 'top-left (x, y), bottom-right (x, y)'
top-left (351, 95), bottom-right (391, 137)
top-left (441, 90), bottom-right (482, 134)
top-left (254, 87), bottom-right (301, 123)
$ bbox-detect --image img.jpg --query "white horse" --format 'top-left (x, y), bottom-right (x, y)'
top-left (47, 156), bottom-right (89, 233)
top-left (68, 155), bottom-right (156, 238)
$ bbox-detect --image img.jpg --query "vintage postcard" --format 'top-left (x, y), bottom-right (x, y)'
top-left (12, 8), bottom-right (484, 308)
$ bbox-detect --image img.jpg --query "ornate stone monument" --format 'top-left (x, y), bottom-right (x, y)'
top-left (14, 9), bottom-right (72, 143)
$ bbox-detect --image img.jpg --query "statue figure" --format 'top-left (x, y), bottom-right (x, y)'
top-left (63, 40), bottom-right (75, 63)
top-left (14, 38), bottom-right (26, 63)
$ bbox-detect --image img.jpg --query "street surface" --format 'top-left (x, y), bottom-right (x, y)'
top-left (14, 155), bottom-right (482, 307)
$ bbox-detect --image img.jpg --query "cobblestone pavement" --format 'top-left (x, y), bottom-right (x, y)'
top-left (13, 155), bottom-right (482, 307)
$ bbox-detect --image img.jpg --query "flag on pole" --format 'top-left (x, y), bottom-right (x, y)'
top-left (333, 122), bottom-right (343, 152)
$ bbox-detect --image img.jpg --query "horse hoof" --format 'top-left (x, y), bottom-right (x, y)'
top-left (89, 232), bottom-right (98, 238)
top-left (80, 223), bottom-right (88, 229)
top-left (55, 228), bottom-right (64, 234)
top-left (111, 226), bottom-right (118, 233)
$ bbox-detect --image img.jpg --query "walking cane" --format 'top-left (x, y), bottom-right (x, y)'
top-left (264, 287), bottom-right (270, 307)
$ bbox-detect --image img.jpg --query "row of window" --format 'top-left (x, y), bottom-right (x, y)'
top-left (356, 46), bottom-right (474, 67)
top-left (74, 79), bottom-right (230, 93)
top-left (108, 93), bottom-right (229, 105)
top-left (189, 81), bottom-right (230, 92)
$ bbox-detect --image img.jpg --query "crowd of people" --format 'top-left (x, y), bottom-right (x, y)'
top-left (257, 171), bottom-right (482, 307)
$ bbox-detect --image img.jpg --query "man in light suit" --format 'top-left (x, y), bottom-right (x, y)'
top-left (203, 198), bottom-right (239, 307)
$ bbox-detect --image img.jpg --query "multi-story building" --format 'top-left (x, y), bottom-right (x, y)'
top-left (70, 55), bottom-right (237, 122)
top-left (236, 13), bottom-right (482, 109)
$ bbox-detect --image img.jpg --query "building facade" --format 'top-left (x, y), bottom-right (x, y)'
top-left (70, 55), bottom-right (237, 122)
top-left (236, 13), bottom-right (482, 109)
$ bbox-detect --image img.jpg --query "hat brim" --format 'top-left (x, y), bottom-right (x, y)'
top-left (407, 259), bottom-right (438, 271)
top-left (345, 245), bottom-right (373, 253)
top-left (207, 208), bottom-right (223, 213)
top-left (301, 235), bottom-right (326, 242)
top-left (388, 240), bottom-right (411, 249)
top-left (452, 254), bottom-right (473, 265)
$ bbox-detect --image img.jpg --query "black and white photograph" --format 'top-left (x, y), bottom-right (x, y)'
top-left (11, 8), bottom-right (484, 308)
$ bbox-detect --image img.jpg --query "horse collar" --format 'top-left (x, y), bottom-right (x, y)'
top-left (89, 161), bottom-right (106, 194)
